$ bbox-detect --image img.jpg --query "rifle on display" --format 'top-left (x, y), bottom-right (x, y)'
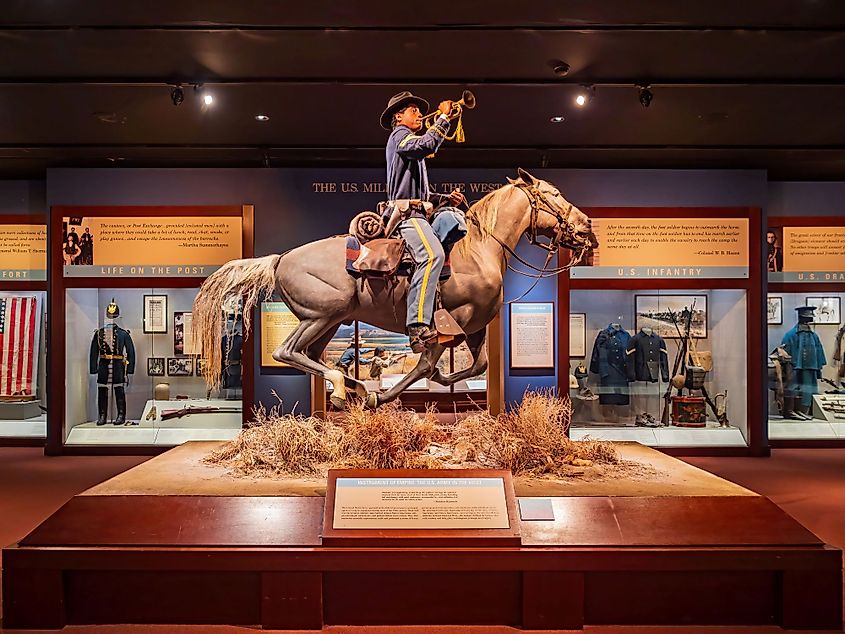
top-left (660, 305), bottom-right (694, 426)
top-left (160, 405), bottom-right (242, 421)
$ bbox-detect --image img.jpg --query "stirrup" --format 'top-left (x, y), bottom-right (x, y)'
top-left (432, 308), bottom-right (466, 348)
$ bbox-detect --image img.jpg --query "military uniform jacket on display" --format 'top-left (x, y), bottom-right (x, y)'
top-left (626, 329), bottom-right (670, 383)
top-left (89, 325), bottom-right (136, 385)
top-left (385, 115), bottom-right (451, 209)
top-left (781, 324), bottom-right (826, 375)
top-left (589, 325), bottom-right (632, 405)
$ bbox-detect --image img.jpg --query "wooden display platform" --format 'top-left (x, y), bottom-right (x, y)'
top-left (3, 444), bottom-right (842, 631)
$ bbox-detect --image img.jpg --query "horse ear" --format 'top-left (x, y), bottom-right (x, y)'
top-left (517, 167), bottom-right (538, 185)
top-left (506, 177), bottom-right (518, 185)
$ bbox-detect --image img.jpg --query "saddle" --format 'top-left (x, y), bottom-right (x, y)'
top-left (345, 209), bottom-right (464, 349)
top-left (345, 210), bottom-right (452, 280)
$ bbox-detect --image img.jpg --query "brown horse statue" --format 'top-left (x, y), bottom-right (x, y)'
top-left (193, 168), bottom-right (596, 410)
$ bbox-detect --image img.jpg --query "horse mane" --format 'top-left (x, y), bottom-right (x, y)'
top-left (460, 183), bottom-right (515, 253)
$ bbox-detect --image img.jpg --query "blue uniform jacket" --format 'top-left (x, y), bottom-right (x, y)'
top-left (89, 325), bottom-right (136, 384)
top-left (781, 325), bottom-right (826, 374)
top-left (386, 115), bottom-right (451, 204)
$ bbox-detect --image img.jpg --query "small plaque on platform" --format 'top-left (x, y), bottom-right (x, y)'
top-left (518, 497), bottom-right (555, 521)
top-left (322, 469), bottom-right (521, 547)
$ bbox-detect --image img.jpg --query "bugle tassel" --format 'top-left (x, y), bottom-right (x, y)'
top-left (455, 117), bottom-right (465, 144)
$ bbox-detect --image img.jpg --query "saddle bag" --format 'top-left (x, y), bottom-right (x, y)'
top-left (353, 238), bottom-right (405, 277)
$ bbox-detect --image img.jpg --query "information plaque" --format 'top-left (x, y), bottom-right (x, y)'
top-left (509, 302), bottom-right (554, 369)
top-left (322, 469), bottom-right (521, 547)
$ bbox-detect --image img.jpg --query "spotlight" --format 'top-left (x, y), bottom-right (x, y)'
top-left (255, 114), bottom-right (270, 122)
top-left (638, 85), bottom-right (653, 109)
top-left (574, 86), bottom-right (594, 107)
top-left (194, 84), bottom-right (214, 107)
top-left (169, 85), bottom-right (184, 107)
top-left (550, 115), bottom-right (565, 123)
top-left (552, 61), bottom-right (570, 77)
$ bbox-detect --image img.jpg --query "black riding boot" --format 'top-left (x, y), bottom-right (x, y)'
top-left (113, 386), bottom-right (126, 425)
top-left (782, 395), bottom-right (800, 420)
top-left (96, 387), bottom-right (108, 426)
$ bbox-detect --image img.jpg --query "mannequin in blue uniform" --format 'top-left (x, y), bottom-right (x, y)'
top-left (781, 305), bottom-right (826, 416)
top-left (589, 323), bottom-right (632, 407)
top-left (89, 299), bottom-right (136, 425)
top-left (380, 91), bottom-right (467, 352)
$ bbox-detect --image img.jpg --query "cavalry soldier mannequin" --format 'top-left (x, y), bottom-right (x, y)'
top-left (380, 91), bottom-right (468, 352)
top-left (89, 299), bottom-right (136, 425)
top-left (781, 305), bottom-right (826, 416)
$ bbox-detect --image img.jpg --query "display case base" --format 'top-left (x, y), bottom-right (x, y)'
top-left (3, 445), bottom-right (841, 631)
top-left (570, 422), bottom-right (747, 447)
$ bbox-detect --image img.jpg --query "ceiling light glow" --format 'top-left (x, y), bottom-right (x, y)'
top-left (574, 85), bottom-right (594, 108)
top-left (255, 114), bottom-right (270, 121)
top-left (203, 93), bottom-right (214, 106)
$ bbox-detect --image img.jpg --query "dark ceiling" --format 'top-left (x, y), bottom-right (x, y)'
top-left (3, 1), bottom-right (845, 179)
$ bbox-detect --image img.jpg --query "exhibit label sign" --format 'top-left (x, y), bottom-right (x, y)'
top-left (0, 224), bottom-right (47, 281)
top-left (61, 216), bottom-right (242, 277)
top-left (510, 302), bottom-right (554, 368)
top-left (331, 476), bottom-right (510, 530)
top-left (772, 226), bottom-right (845, 282)
top-left (571, 217), bottom-right (749, 279)
top-left (260, 302), bottom-right (299, 367)
top-left (569, 312), bottom-right (586, 358)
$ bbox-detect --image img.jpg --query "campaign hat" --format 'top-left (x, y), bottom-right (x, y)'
top-left (380, 91), bottom-right (429, 130)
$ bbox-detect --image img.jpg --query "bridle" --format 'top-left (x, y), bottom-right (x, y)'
top-left (466, 182), bottom-right (592, 295)
top-left (463, 181), bottom-right (593, 303)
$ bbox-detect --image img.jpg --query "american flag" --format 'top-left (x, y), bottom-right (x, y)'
top-left (0, 296), bottom-right (38, 397)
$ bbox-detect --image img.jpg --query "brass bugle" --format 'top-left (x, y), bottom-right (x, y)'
top-left (421, 90), bottom-right (476, 122)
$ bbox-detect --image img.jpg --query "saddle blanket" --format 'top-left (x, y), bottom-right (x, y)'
top-left (345, 236), bottom-right (451, 281)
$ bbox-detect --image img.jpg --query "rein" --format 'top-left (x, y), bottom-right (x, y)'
top-left (465, 183), bottom-right (590, 303)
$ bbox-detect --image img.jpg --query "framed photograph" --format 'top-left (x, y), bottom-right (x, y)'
top-left (509, 302), bottom-right (554, 369)
top-left (766, 295), bottom-right (783, 325)
top-left (173, 311), bottom-right (197, 355)
top-left (147, 357), bottom-right (165, 376)
top-left (766, 227), bottom-right (784, 273)
top-left (167, 356), bottom-right (193, 377)
top-left (805, 297), bottom-right (842, 325)
top-left (635, 294), bottom-right (708, 339)
top-left (569, 313), bottom-right (586, 358)
top-left (195, 358), bottom-right (207, 377)
top-left (143, 294), bottom-right (168, 334)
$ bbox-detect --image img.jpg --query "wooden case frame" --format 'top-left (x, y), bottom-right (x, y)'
top-left (557, 207), bottom-right (765, 457)
top-left (0, 214), bottom-right (48, 446)
top-left (47, 205), bottom-right (254, 455)
top-left (767, 215), bottom-right (845, 448)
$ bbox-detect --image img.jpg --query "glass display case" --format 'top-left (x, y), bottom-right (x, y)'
top-left (568, 289), bottom-right (748, 447)
top-left (0, 291), bottom-right (47, 440)
top-left (767, 292), bottom-right (845, 440)
top-left (63, 287), bottom-right (243, 446)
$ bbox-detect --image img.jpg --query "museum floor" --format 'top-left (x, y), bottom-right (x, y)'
top-left (1, 446), bottom-right (843, 633)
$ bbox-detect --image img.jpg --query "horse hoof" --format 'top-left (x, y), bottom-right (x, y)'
top-left (330, 395), bottom-right (347, 410)
top-left (366, 392), bottom-right (379, 409)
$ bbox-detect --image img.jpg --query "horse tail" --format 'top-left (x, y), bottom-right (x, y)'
top-left (192, 254), bottom-right (281, 387)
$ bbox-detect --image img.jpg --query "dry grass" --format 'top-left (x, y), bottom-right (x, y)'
top-left (206, 391), bottom-right (623, 479)
top-left (453, 390), bottom-right (618, 477)
top-left (205, 403), bottom-right (337, 477)
top-left (332, 401), bottom-right (447, 470)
